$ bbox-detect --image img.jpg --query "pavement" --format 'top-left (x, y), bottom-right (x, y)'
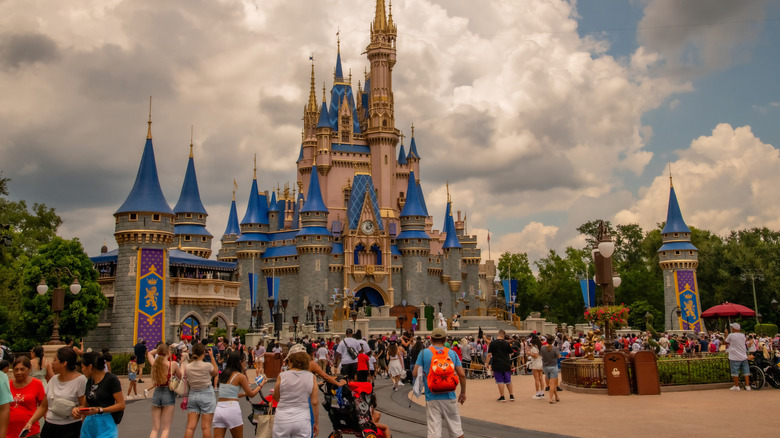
top-left (112, 371), bottom-right (776, 437)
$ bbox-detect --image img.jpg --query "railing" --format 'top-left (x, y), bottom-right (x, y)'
top-left (561, 358), bottom-right (607, 388)
top-left (486, 308), bottom-right (523, 330)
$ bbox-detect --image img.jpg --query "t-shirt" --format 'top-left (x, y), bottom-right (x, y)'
top-left (9, 377), bottom-right (45, 436)
top-left (726, 332), bottom-right (748, 361)
top-left (540, 346), bottom-right (559, 368)
top-left (460, 342), bottom-right (471, 361)
top-left (186, 360), bottom-right (215, 390)
top-left (357, 353), bottom-right (369, 371)
top-left (45, 373), bottom-right (87, 425)
top-left (134, 343), bottom-right (147, 363)
top-left (487, 339), bottom-right (514, 373)
top-left (415, 346), bottom-right (462, 401)
top-left (368, 356), bottom-right (376, 371)
top-left (0, 371), bottom-right (12, 405)
top-left (86, 373), bottom-right (123, 424)
top-left (316, 347), bottom-right (328, 361)
top-left (336, 338), bottom-right (365, 365)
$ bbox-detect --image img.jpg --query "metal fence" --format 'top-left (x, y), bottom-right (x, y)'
top-left (561, 359), bottom-right (607, 388)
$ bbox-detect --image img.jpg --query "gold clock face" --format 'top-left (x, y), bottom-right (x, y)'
top-left (360, 220), bottom-right (375, 235)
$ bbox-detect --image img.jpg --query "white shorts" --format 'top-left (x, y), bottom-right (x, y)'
top-left (426, 399), bottom-right (464, 438)
top-left (213, 400), bottom-right (243, 429)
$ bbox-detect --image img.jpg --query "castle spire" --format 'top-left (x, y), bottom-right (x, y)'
top-left (662, 179), bottom-right (691, 234)
top-left (173, 135), bottom-right (207, 215)
top-left (146, 96), bottom-right (152, 140)
top-left (189, 125), bottom-right (194, 158)
top-left (308, 55), bottom-right (317, 111)
top-left (223, 194), bottom-right (240, 236)
top-left (334, 31), bottom-right (344, 82)
top-left (442, 201), bottom-right (462, 249)
top-left (373, 0), bottom-right (388, 31)
top-left (301, 163), bottom-right (328, 213)
top-left (400, 171), bottom-right (426, 217)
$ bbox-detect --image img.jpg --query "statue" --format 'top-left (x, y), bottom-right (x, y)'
top-left (583, 329), bottom-right (601, 360)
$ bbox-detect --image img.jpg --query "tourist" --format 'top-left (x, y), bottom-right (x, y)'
top-left (76, 351), bottom-right (125, 438)
top-left (41, 347), bottom-right (87, 438)
top-left (272, 344), bottom-right (319, 438)
top-left (183, 343), bottom-right (219, 438)
top-left (147, 343), bottom-right (182, 438)
top-left (335, 328), bottom-right (365, 380)
top-left (254, 341), bottom-right (266, 377)
top-left (459, 338), bottom-right (472, 376)
top-left (725, 323), bottom-right (750, 391)
top-left (387, 342), bottom-right (406, 390)
top-left (413, 327), bottom-right (466, 438)
top-left (127, 355), bottom-right (139, 399)
top-left (528, 335), bottom-right (544, 400)
top-left (540, 336), bottom-right (561, 404)
top-left (315, 342), bottom-right (328, 372)
top-left (0, 356), bottom-right (10, 438)
top-left (412, 313), bottom-right (418, 332)
top-left (486, 330), bottom-right (515, 402)
top-left (304, 343), bottom-right (345, 387)
top-left (28, 346), bottom-right (53, 384)
top-left (8, 357), bottom-right (47, 438)
top-left (214, 351), bottom-right (265, 438)
top-left (133, 338), bottom-right (147, 383)
top-left (357, 349), bottom-right (370, 382)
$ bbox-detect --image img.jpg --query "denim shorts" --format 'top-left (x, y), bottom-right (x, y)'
top-left (152, 386), bottom-right (176, 407)
top-left (543, 366), bottom-right (559, 379)
top-left (187, 387), bottom-right (217, 414)
top-left (729, 359), bottom-right (749, 377)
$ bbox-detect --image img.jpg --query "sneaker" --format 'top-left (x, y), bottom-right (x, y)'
top-left (497, 396), bottom-right (506, 403)
top-left (509, 395), bottom-right (515, 402)
top-left (531, 394), bottom-right (542, 400)
top-left (729, 386), bottom-right (741, 391)
top-left (137, 379), bottom-right (144, 383)
top-left (745, 386), bottom-right (752, 391)
top-left (557, 387), bottom-right (563, 391)
top-left (144, 389), bottom-right (149, 398)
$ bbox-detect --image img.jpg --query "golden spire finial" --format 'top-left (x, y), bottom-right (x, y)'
top-left (446, 181), bottom-right (451, 203)
top-left (253, 154), bottom-right (257, 179)
top-left (322, 82), bottom-right (327, 103)
top-left (313, 151), bottom-right (317, 166)
top-left (147, 96), bottom-right (153, 140)
top-left (233, 178), bottom-right (237, 201)
top-left (374, 0), bottom-right (387, 31)
top-left (337, 27), bottom-right (341, 52)
top-left (189, 125), bottom-right (194, 158)
top-left (178, 234), bottom-right (182, 250)
top-left (349, 68), bottom-right (352, 85)
top-left (411, 123), bottom-right (415, 138)
top-left (669, 163), bottom-right (674, 188)
top-left (399, 131), bottom-right (405, 145)
top-left (308, 54), bottom-right (317, 110)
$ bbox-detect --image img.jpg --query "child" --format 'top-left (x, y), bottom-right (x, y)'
top-left (357, 350), bottom-right (370, 382)
top-left (0, 359), bottom-right (9, 373)
top-left (368, 350), bottom-right (377, 383)
top-left (369, 393), bottom-right (391, 438)
top-left (127, 354), bottom-right (139, 398)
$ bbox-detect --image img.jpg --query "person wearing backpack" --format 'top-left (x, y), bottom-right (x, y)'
top-left (335, 328), bottom-right (367, 380)
top-left (413, 327), bottom-right (466, 438)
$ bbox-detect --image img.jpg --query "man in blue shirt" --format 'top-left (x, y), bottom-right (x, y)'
top-left (413, 328), bottom-right (467, 438)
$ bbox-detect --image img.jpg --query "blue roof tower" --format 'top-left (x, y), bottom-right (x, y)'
top-left (400, 171), bottom-right (426, 217)
top-left (407, 134), bottom-right (420, 160)
top-left (396, 171), bottom-right (429, 240)
top-left (662, 179), bottom-right (691, 234)
top-left (173, 143), bottom-right (207, 215)
top-left (173, 139), bottom-right (213, 258)
top-left (397, 142), bottom-right (407, 165)
top-left (223, 187), bottom-right (241, 237)
top-left (442, 201), bottom-right (462, 249)
top-left (301, 164), bottom-right (328, 213)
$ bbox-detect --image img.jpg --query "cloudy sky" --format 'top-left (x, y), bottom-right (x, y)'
top-left (1, 0), bottom-right (779, 265)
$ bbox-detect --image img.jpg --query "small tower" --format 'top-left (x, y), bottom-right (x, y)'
top-left (441, 193), bottom-right (463, 315)
top-left (658, 177), bottom-right (702, 332)
top-left (396, 170), bottom-right (430, 306)
top-left (407, 125), bottom-right (421, 177)
top-left (268, 190), bottom-right (280, 233)
top-left (173, 138), bottom-right (212, 259)
top-left (217, 182), bottom-right (241, 262)
top-left (113, 105), bottom-right (174, 349)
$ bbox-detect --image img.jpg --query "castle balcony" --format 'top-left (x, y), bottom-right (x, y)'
top-left (169, 277), bottom-right (241, 308)
top-left (351, 265), bottom-right (387, 282)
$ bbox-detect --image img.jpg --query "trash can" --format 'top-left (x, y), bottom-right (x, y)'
top-left (264, 352), bottom-right (283, 379)
top-left (604, 351), bottom-right (631, 396)
top-left (630, 350), bottom-right (661, 395)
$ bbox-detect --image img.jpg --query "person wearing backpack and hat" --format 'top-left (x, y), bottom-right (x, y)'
top-left (413, 327), bottom-right (466, 438)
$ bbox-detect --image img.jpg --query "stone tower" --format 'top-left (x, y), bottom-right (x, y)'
top-left (658, 177), bottom-right (702, 332)
top-left (396, 170), bottom-right (429, 306)
top-left (217, 184), bottom-right (241, 263)
top-left (172, 141), bottom-right (212, 258)
top-left (112, 112), bottom-right (175, 347)
top-left (295, 162), bottom-right (331, 317)
top-left (441, 198), bottom-right (463, 316)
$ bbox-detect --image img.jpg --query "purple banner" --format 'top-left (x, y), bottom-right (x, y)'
top-left (675, 270), bottom-right (702, 332)
top-left (134, 248), bottom-right (166, 346)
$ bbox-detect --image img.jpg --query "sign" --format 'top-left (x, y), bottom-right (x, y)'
top-left (674, 270), bottom-right (702, 332)
top-left (133, 248), bottom-right (166, 346)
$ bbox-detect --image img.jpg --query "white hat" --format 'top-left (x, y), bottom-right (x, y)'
top-left (730, 322), bottom-right (740, 330)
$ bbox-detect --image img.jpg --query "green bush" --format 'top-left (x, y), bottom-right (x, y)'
top-left (754, 323), bottom-right (778, 337)
top-left (235, 329), bottom-right (248, 345)
top-left (109, 353), bottom-right (150, 376)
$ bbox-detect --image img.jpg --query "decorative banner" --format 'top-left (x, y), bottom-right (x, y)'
top-left (580, 279), bottom-right (596, 308)
top-left (248, 273), bottom-right (258, 308)
top-left (133, 248), bottom-right (166, 346)
top-left (501, 279), bottom-right (518, 314)
top-left (266, 276), bottom-right (280, 302)
top-left (674, 270), bottom-right (702, 332)
top-left (182, 316), bottom-right (200, 338)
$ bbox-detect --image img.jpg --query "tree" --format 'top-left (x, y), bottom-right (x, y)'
top-left (497, 252), bottom-right (538, 318)
top-left (16, 237), bottom-right (107, 350)
top-left (535, 247), bottom-right (589, 324)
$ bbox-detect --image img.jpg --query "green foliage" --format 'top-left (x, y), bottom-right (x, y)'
top-left (16, 237), bottom-right (107, 349)
top-left (754, 324), bottom-right (778, 337)
top-left (626, 300), bottom-right (661, 331)
top-left (110, 353), bottom-right (150, 376)
top-left (497, 252), bottom-right (538, 317)
top-left (234, 329), bottom-right (248, 345)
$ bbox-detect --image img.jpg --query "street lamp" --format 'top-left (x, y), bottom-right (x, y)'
top-left (322, 308), bottom-right (330, 332)
top-left (307, 302), bottom-right (314, 324)
top-left (592, 220), bottom-right (620, 351)
top-left (398, 313), bottom-right (407, 331)
top-left (438, 301), bottom-right (443, 315)
top-left (281, 298), bottom-right (289, 322)
top-left (771, 298), bottom-right (778, 311)
top-left (350, 310), bottom-right (358, 331)
top-left (37, 267), bottom-right (82, 345)
top-left (740, 269), bottom-right (764, 325)
top-left (291, 313), bottom-right (299, 341)
top-left (670, 306), bottom-right (682, 331)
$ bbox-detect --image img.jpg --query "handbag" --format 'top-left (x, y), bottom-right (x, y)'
top-left (174, 364), bottom-right (189, 396)
top-left (254, 411), bottom-right (275, 438)
top-left (49, 398), bottom-right (77, 419)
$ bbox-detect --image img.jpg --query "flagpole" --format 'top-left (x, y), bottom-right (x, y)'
top-left (488, 229), bottom-right (491, 261)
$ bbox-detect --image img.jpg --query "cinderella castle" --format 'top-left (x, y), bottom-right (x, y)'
top-left (89, 1), bottom-right (487, 349)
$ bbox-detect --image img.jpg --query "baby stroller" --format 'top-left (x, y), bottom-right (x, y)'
top-left (247, 387), bottom-right (276, 436)
top-left (322, 379), bottom-right (381, 438)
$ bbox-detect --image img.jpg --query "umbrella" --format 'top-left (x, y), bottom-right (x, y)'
top-left (701, 302), bottom-right (755, 318)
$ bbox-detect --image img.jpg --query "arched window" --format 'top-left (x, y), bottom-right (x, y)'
top-left (371, 244), bottom-right (381, 265)
top-left (354, 243), bottom-right (365, 265)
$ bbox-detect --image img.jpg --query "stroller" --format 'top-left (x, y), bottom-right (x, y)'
top-left (247, 387), bottom-right (276, 436)
top-left (322, 379), bottom-right (381, 438)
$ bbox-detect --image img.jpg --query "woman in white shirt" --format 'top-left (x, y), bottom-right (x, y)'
top-left (40, 347), bottom-right (87, 438)
top-left (273, 345), bottom-right (318, 438)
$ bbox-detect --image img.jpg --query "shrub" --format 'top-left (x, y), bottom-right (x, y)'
top-left (110, 353), bottom-right (150, 376)
top-left (754, 324), bottom-right (778, 337)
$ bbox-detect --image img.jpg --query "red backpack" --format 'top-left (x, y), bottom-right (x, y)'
top-left (427, 347), bottom-right (459, 393)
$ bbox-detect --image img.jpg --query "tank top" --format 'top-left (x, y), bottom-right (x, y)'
top-left (218, 373), bottom-right (241, 399)
top-left (275, 370), bottom-right (314, 424)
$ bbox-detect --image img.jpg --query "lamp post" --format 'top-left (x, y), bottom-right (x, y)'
top-left (669, 306), bottom-right (682, 331)
top-left (438, 300), bottom-right (443, 315)
top-left (272, 301), bottom-right (282, 341)
top-left (281, 298), bottom-right (289, 323)
top-left (291, 313), bottom-right (299, 342)
top-left (740, 269), bottom-right (764, 325)
top-left (455, 292), bottom-right (469, 312)
top-left (592, 220), bottom-right (620, 350)
top-left (307, 302), bottom-right (314, 324)
top-left (323, 308), bottom-right (330, 332)
top-left (398, 313), bottom-right (407, 331)
top-left (257, 306), bottom-right (263, 331)
top-left (350, 310), bottom-right (358, 332)
top-left (37, 267), bottom-right (82, 345)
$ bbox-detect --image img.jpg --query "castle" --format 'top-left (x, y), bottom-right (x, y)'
top-left (90, 0), bottom-right (484, 348)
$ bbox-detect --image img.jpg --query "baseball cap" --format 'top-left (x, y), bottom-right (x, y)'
top-left (285, 343), bottom-right (306, 360)
top-left (431, 327), bottom-right (447, 339)
top-left (731, 322), bottom-right (740, 330)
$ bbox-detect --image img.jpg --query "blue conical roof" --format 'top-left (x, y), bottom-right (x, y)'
top-left (397, 143), bottom-right (407, 165)
top-left (241, 178), bottom-right (263, 225)
top-left (400, 171), bottom-right (426, 217)
top-left (417, 181), bottom-right (429, 216)
top-left (223, 199), bottom-right (240, 236)
top-left (257, 192), bottom-right (270, 225)
top-left (662, 183), bottom-right (691, 234)
top-left (335, 51), bottom-right (344, 81)
top-left (268, 191), bottom-right (279, 212)
top-left (292, 192), bottom-right (304, 228)
top-left (441, 200), bottom-right (450, 232)
top-left (442, 202), bottom-right (461, 249)
top-left (116, 137), bottom-right (173, 215)
top-left (316, 100), bottom-right (332, 129)
top-left (407, 136), bottom-right (420, 160)
top-left (173, 154), bottom-right (207, 214)
top-left (301, 165), bottom-right (328, 213)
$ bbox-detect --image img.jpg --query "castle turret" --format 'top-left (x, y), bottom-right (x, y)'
top-left (217, 183), bottom-right (241, 262)
top-left (268, 190), bottom-right (280, 233)
top-left (396, 171), bottom-right (429, 306)
top-left (658, 177), bottom-right (702, 332)
top-left (407, 126), bottom-right (421, 177)
top-left (173, 140), bottom-right (212, 258)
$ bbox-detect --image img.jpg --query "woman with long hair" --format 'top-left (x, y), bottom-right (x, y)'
top-left (272, 345), bottom-right (318, 438)
top-left (213, 351), bottom-right (266, 438)
top-left (254, 340), bottom-right (266, 377)
top-left (40, 347), bottom-right (86, 438)
top-left (528, 335), bottom-right (545, 400)
top-left (386, 342), bottom-right (405, 391)
top-left (147, 343), bottom-right (182, 438)
top-left (9, 356), bottom-right (47, 438)
top-left (540, 336), bottom-right (561, 404)
top-left (183, 342), bottom-right (219, 438)
top-left (75, 351), bottom-right (125, 437)
top-left (30, 345), bottom-right (54, 383)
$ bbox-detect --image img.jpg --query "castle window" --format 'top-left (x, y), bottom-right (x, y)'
top-left (185, 213), bottom-right (192, 219)
top-left (248, 242), bottom-right (253, 246)
top-left (129, 213), bottom-right (138, 221)
top-left (201, 236), bottom-right (207, 242)
top-left (674, 233), bottom-right (679, 237)
top-left (675, 251), bottom-right (680, 255)
top-left (284, 257), bottom-right (288, 261)
top-left (184, 236), bottom-right (191, 242)
top-left (152, 214), bottom-right (161, 221)
top-left (170, 217), bottom-right (174, 223)
top-left (198, 214), bottom-right (204, 219)
top-left (417, 239), bottom-right (422, 243)
top-left (385, 155), bottom-right (388, 164)
top-left (689, 251), bottom-right (694, 255)
top-left (316, 236), bottom-right (321, 240)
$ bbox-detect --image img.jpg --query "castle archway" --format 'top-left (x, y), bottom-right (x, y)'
top-left (355, 285), bottom-right (386, 307)
top-left (179, 313), bottom-right (202, 339)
